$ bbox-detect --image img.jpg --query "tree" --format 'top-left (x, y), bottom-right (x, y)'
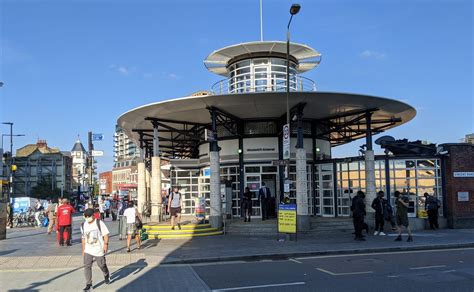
top-left (31, 175), bottom-right (67, 200)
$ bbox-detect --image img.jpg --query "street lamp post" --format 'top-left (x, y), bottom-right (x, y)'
top-left (286, 3), bottom-right (301, 126)
top-left (284, 4), bottom-right (301, 197)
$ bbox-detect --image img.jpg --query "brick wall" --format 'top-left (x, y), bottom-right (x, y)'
top-left (442, 144), bottom-right (474, 228)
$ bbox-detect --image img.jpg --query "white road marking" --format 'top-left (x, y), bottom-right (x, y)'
top-left (387, 275), bottom-right (400, 278)
top-left (212, 282), bottom-right (305, 291)
top-left (295, 247), bottom-right (474, 260)
top-left (442, 270), bottom-right (456, 273)
top-left (409, 265), bottom-right (447, 270)
top-left (316, 268), bottom-right (373, 276)
top-left (289, 258), bottom-right (303, 264)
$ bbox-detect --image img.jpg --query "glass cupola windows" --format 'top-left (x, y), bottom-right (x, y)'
top-left (227, 58), bottom-right (298, 93)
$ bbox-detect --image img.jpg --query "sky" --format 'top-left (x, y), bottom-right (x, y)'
top-left (0, 0), bottom-right (473, 173)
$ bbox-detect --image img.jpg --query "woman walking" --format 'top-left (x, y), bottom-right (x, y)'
top-left (242, 187), bottom-right (253, 222)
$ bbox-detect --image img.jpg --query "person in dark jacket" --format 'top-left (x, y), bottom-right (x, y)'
top-left (242, 187), bottom-right (253, 222)
top-left (258, 182), bottom-right (271, 220)
top-left (352, 191), bottom-right (367, 241)
top-left (424, 193), bottom-right (440, 230)
top-left (371, 191), bottom-right (387, 235)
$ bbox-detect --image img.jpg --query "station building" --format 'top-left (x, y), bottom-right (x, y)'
top-left (118, 41), bottom-right (473, 230)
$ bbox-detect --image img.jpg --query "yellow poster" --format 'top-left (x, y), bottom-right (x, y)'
top-left (278, 204), bottom-right (296, 233)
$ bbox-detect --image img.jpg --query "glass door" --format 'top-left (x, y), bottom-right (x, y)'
top-left (245, 175), bottom-right (261, 217)
top-left (315, 163), bottom-right (335, 217)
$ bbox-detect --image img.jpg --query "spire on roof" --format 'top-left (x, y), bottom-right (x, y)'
top-left (71, 139), bottom-right (86, 153)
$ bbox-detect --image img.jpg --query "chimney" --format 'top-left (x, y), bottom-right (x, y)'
top-left (37, 139), bottom-right (48, 148)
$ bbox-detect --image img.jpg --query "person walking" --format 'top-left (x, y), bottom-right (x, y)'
top-left (81, 208), bottom-right (110, 292)
top-left (352, 191), bottom-right (366, 241)
top-left (394, 191), bottom-right (413, 242)
top-left (104, 198), bottom-right (111, 219)
top-left (123, 201), bottom-right (142, 252)
top-left (98, 197), bottom-right (105, 220)
top-left (57, 198), bottom-right (75, 246)
top-left (424, 193), bottom-right (440, 230)
top-left (371, 191), bottom-right (386, 235)
top-left (34, 200), bottom-right (44, 227)
top-left (258, 182), bottom-right (271, 220)
top-left (110, 199), bottom-right (118, 221)
top-left (7, 202), bottom-right (13, 228)
top-left (168, 186), bottom-right (182, 230)
top-left (242, 187), bottom-right (253, 222)
top-left (45, 199), bottom-right (58, 234)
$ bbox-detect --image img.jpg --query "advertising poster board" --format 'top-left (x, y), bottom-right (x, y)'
top-left (278, 204), bottom-right (296, 234)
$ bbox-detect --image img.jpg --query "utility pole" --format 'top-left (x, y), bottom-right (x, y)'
top-left (2, 123), bottom-right (14, 202)
top-left (88, 131), bottom-right (94, 199)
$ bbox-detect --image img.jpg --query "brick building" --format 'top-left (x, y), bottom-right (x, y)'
top-left (442, 143), bottom-right (474, 228)
top-left (99, 171), bottom-right (112, 195)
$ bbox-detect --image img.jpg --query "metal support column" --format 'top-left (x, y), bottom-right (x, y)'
top-left (238, 121), bottom-right (244, 218)
top-left (150, 121), bottom-right (162, 222)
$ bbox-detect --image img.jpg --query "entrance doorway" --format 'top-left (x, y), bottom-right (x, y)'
top-left (244, 165), bottom-right (279, 218)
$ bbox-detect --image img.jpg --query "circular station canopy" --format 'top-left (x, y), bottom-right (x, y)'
top-left (204, 41), bottom-right (322, 76)
top-left (118, 92), bottom-right (416, 156)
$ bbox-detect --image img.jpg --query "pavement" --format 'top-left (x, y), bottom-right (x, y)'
top-left (0, 216), bottom-right (473, 291)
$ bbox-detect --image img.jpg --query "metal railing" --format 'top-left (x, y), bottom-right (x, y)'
top-left (211, 74), bottom-right (316, 95)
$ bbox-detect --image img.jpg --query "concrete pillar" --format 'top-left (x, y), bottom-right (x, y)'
top-left (296, 148), bottom-right (310, 230)
top-left (151, 156), bottom-right (162, 222)
top-left (365, 150), bottom-right (377, 206)
top-left (137, 162), bottom-right (146, 214)
top-left (209, 151), bottom-right (222, 229)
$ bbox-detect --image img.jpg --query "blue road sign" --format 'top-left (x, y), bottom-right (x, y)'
top-left (92, 134), bottom-right (104, 141)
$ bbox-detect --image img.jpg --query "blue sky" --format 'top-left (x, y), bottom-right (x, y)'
top-left (1, 0), bottom-right (472, 173)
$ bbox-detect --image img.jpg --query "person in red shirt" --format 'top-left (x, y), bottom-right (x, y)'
top-left (56, 198), bottom-right (75, 246)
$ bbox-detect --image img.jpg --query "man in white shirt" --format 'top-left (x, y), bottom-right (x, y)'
top-left (81, 208), bottom-right (110, 292)
top-left (123, 201), bottom-right (142, 252)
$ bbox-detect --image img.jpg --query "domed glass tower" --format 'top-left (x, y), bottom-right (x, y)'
top-left (204, 41), bottom-right (321, 94)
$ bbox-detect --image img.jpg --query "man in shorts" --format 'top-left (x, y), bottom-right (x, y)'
top-left (123, 201), bottom-right (141, 252)
top-left (394, 191), bottom-right (413, 242)
top-left (168, 187), bottom-right (182, 230)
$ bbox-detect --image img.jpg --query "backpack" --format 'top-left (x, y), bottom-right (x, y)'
top-left (81, 219), bottom-right (102, 237)
top-left (170, 192), bottom-right (181, 206)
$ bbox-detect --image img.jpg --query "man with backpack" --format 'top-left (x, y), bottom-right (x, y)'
top-left (168, 186), bottom-right (182, 230)
top-left (371, 191), bottom-right (387, 236)
top-left (81, 208), bottom-right (110, 292)
top-left (352, 191), bottom-right (367, 241)
top-left (424, 193), bottom-right (440, 230)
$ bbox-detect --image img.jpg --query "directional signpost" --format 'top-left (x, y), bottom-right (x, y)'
top-left (92, 133), bottom-right (104, 141)
top-left (91, 150), bottom-right (104, 157)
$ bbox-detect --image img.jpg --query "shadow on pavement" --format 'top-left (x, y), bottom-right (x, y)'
top-left (0, 249), bottom-right (18, 256)
top-left (7, 264), bottom-right (85, 292)
top-left (92, 258), bottom-right (148, 290)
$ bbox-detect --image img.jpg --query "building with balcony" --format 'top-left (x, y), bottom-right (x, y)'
top-left (114, 125), bottom-right (141, 168)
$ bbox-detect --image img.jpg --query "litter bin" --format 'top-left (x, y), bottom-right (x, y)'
top-left (118, 215), bottom-right (127, 240)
